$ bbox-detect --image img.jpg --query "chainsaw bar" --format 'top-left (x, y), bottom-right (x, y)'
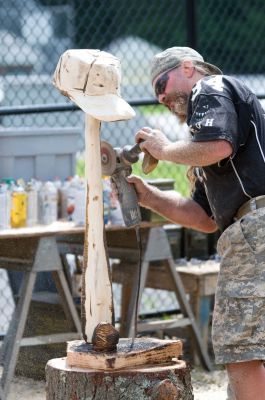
top-left (100, 141), bottom-right (117, 176)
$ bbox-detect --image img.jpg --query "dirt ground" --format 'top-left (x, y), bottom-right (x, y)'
top-left (6, 366), bottom-right (228, 400)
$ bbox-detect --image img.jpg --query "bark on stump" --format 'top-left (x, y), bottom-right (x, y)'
top-left (46, 357), bottom-right (193, 400)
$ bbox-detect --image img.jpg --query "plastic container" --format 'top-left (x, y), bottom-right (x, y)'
top-left (0, 183), bottom-right (11, 229)
top-left (66, 177), bottom-right (78, 221)
top-left (38, 181), bottom-right (58, 224)
top-left (102, 178), bottom-right (111, 225)
top-left (109, 183), bottom-right (124, 225)
top-left (72, 181), bottom-right (86, 226)
top-left (26, 180), bottom-right (39, 226)
top-left (10, 183), bottom-right (28, 228)
top-left (59, 180), bottom-right (71, 220)
top-left (0, 127), bottom-right (81, 181)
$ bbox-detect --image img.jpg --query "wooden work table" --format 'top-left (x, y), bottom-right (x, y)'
top-left (0, 221), bottom-right (219, 396)
top-left (0, 221), bottom-right (165, 396)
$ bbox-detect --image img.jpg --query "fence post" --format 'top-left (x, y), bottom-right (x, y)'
top-left (186, 0), bottom-right (197, 49)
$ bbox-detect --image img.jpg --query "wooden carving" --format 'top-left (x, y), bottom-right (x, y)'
top-left (53, 49), bottom-right (135, 342)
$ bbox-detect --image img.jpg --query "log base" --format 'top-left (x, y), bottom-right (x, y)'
top-left (46, 357), bottom-right (193, 400)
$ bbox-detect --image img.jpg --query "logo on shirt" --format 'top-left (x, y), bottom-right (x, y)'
top-left (204, 76), bottom-right (224, 92)
top-left (191, 80), bottom-right (202, 102)
top-left (191, 76), bottom-right (224, 102)
top-left (205, 118), bottom-right (214, 126)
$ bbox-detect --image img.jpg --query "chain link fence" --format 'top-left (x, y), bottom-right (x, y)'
top-left (0, 0), bottom-right (265, 332)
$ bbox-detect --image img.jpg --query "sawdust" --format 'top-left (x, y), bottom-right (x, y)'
top-left (191, 367), bottom-right (228, 399)
top-left (6, 366), bottom-right (228, 400)
top-left (8, 376), bottom-right (45, 400)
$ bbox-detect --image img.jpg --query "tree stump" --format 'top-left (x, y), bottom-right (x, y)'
top-left (46, 357), bottom-right (193, 400)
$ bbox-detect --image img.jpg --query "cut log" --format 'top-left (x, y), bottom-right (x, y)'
top-left (81, 114), bottom-right (114, 342)
top-left (46, 357), bottom-right (193, 400)
top-left (67, 337), bottom-right (183, 370)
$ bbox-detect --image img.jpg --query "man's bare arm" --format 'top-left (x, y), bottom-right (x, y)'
top-left (162, 139), bottom-right (232, 166)
top-left (135, 128), bottom-right (233, 166)
top-left (127, 175), bottom-right (218, 233)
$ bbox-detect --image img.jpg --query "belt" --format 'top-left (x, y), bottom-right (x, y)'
top-left (235, 195), bottom-right (265, 220)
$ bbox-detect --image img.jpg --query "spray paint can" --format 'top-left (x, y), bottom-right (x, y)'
top-left (102, 178), bottom-right (111, 225)
top-left (73, 180), bottom-right (86, 226)
top-left (0, 184), bottom-right (11, 229)
top-left (11, 183), bottom-right (27, 228)
top-left (109, 188), bottom-right (124, 226)
top-left (59, 180), bottom-right (71, 220)
top-left (38, 181), bottom-right (58, 224)
top-left (53, 178), bottom-right (63, 218)
top-left (66, 176), bottom-right (83, 221)
top-left (66, 181), bottom-right (76, 221)
top-left (26, 180), bottom-right (38, 227)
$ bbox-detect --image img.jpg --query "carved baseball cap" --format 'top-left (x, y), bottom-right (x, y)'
top-left (151, 46), bottom-right (222, 83)
top-left (53, 49), bottom-right (135, 122)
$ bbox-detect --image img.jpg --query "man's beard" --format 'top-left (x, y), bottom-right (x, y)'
top-left (164, 92), bottom-right (189, 123)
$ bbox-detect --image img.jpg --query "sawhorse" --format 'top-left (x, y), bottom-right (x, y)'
top-left (116, 226), bottom-right (213, 371)
top-left (0, 236), bottom-right (82, 399)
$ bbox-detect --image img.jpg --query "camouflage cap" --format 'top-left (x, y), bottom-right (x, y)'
top-left (150, 46), bottom-right (222, 83)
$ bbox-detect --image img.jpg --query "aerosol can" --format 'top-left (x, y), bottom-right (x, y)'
top-left (11, 182), bottom-right (27, 228)
top-left (59, 179), bottom-right (71, 220)
top-left (0, 183), bottom-right (11, 229)
top-left (39, 181), bottom-right (58, 224)
top-left (26, 180), bottom-right (39, 226)
top-left (72, 179), bottom-right (86, 226)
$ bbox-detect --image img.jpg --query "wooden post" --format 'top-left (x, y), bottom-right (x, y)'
top-left (52, 48), bottom-right (135, 343)
top-left (81, 114), bottom-right (114, 342)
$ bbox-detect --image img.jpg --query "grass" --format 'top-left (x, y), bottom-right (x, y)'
top-left (138, 104), bottom-right (169, 115)
top-left (132, 160), bottom-right (190, 196)
top-left (76, 157), bottom-right (190, 197)
top-left (76, 157), bottom-right (85, 178)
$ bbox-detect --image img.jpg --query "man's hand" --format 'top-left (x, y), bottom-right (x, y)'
top-left (136, 126), bottom-right (233, 166)
top-left (135, 127), bottom-right (171, 161)
top-left (127, 174), bottom-right (217, 233)
top-left (126, 175), bottom-right (155, 208)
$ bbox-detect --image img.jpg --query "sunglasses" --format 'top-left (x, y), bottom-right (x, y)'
top-left (154, 72), bottom-right (169, 98)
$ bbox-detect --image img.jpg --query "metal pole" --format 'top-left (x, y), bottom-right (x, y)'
top-left (186, 0), bottom-right (197, 49)
top-left (0, 98), bottom-right (158, 117)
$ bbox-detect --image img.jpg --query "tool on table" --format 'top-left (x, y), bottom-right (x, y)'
top-left (101, 140), bottom-right (158, 346)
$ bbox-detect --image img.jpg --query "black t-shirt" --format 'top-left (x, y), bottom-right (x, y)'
top-left (187, 75), bottom-right (265, 231)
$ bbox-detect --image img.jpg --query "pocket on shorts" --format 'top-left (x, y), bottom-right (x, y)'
top-left (217, 210), bottom-right (265, 298)
top-left (239, 211), bottom-right (265, 255)
top-left (239, 217), bottom-right (258, 253)
top-left (223, 297), bottom-right (253, 345)
top-left (223, 296), bottom-right (265, 346)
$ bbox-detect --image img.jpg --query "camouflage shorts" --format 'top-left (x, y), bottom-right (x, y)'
top-left (212, 207), bottom-right (265, 365)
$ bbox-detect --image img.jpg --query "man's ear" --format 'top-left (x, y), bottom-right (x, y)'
top-left (182, 60), bottom-right (195, 78)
